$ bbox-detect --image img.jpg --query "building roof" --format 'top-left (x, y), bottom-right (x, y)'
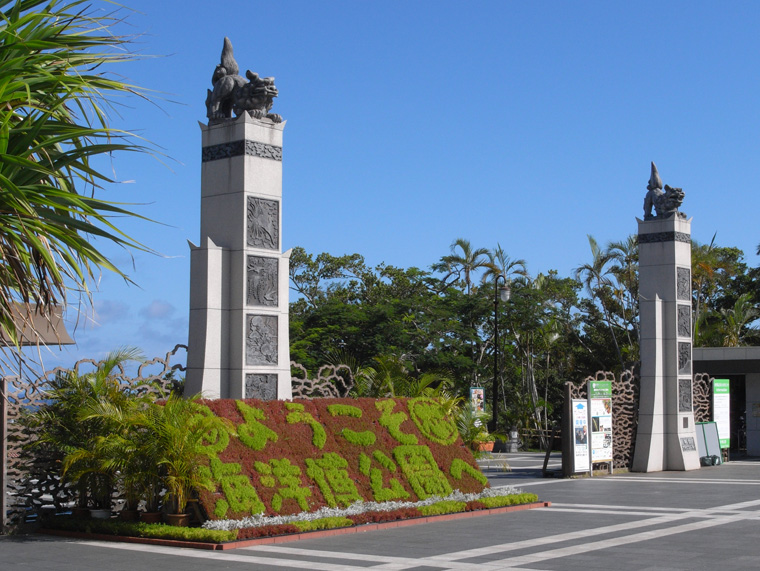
top-left (693, 346), bottom-right (760, 376)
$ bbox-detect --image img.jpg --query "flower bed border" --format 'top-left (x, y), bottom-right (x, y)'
top-left (39, 501), bottom-right (550, 551)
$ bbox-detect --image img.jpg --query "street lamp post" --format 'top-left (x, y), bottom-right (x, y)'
top-left (490, 275), bottom-right (511, 433)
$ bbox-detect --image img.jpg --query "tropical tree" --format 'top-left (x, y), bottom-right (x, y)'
top-left (606, 235), bottom-right (639, 351)
top-left (696, 293), bottom-right (760, 347)
top-left (146, 393), bottom-right (230, 515)
top-left (434, 238), bottom-right (490, 294)
top-left (481, 243), bottom-right (527, 287)
top-left (575, 235), bottom-right (625, 370)
top-left (692, 237), bottom-right (746, 337)
top-left (0, 0), bottom-right (154, 356)
top-left (29, 347), bottom-right (144, 509)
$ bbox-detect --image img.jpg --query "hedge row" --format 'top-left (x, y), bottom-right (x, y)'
top-left (195, 397), bottom-right (488, 521)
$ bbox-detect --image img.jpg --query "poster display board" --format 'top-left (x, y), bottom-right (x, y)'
top-left (470, 387), bottom-right (485, 414)
top-left (695, 422), bottom-right (722, 459)
top-left (713, 379), bottom-right (730, 450)
top-left (588, 380), bottom-right (613, 466)
top-left (572, 399), bottom-right (590, 473)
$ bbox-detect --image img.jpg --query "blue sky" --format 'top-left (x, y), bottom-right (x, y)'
top-left (28, 0), bottom-right (760, 370)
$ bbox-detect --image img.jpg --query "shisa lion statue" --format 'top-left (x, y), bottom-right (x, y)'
top-left (643, 162), bottom-right (685, 220)
top-left (205, 37), bottom-right (282, 123)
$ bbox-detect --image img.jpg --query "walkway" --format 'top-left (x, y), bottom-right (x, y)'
top-left (3, 453), bottom-right (760, 570)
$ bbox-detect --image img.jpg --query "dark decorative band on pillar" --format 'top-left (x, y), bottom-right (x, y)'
top-left (202, 140), bottom-right (283, 162)
top-left (637, 231), bottom-right (690, 244)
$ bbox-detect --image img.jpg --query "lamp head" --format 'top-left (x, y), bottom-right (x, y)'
top-left (499, 283), bottom-right (511, 303)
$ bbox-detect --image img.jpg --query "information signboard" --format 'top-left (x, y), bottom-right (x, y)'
top-left (470, 387), bottom-right (485, 414)
top-left (588, 380), bottom-right (613, 465)
top-left (713, 379), bottom-right (730, 449)
top-left (572, 399), bottom-right (590, 472)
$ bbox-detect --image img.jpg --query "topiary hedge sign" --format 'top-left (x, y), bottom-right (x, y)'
top-left (196, 397), bottom-right (488, 521)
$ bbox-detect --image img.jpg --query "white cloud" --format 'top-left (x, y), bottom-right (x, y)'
top-left (90, 299), bottom-right (130, 328)
top-left (140, 300), bottom-right (176, 320)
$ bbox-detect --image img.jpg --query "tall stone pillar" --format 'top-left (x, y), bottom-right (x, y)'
top-left (632, 164), bottom-right (699, 471)
top-left (186, 39), bottom-right (291, 400)
top-left (186, 113), bottom-right (291, 400)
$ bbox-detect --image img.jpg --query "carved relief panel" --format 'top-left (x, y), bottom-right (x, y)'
top-left (680, 436), bottom-right (697, 452)
top-left (247, 256), bottom-right (278, 306)
top-left (247, 197), bottom-right (279, 250)
top-left (245, 373), bottom-right (278, 400)
top-left (678, 342), bottom-right (691, 375)
top-left (677, 305), bottom-right (691, 338)
top-left (245, 314), bottom-right (278, 365)
top-left (677, 267), bottom-right (691, 301)
top-left (678, 378), bottom-right (693, 412)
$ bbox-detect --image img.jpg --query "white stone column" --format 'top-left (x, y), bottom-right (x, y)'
top-left (632, 216), bottom-right (700, 471)
top-left (186, 113), bottom-right (291, 400)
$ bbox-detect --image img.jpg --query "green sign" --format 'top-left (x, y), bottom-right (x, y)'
top-left (713, 379), bottom-right (730, 449)
top-left (589, 381), bottom-right (612, 398)
top-left (714, 379), bottom-right (730, 394)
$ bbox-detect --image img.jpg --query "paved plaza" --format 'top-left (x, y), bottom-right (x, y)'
top-left (4, 453), bottom-right (760, 570)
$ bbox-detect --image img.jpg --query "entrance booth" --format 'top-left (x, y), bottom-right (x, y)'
top-left (693, 347), bottom-right (760, 456)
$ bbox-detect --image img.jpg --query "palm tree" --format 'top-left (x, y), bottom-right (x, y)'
top-left (606, 235), bottom-right (639, 355)
top-left (575, 235), bottom-right (624, 370)
top-left (697, 293), bottom-right (760, 347)
top-left (692, 235), bottom-right (734, 338)
top-left (436, 238), bottom-right (490, 294)
top-left (0, 0), bottom-right (154, 352)
top-left (481, 243), bottom-right (527, 286)
top-left (149, 393), bottom-right (231, 515)
top-left (32, 347), bottom-right (145, 509)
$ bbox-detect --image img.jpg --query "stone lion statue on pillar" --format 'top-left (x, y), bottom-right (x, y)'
top-left (643, 162), bottom-right (685, 220)
top-left (205, 37), bottom-right (282, 123)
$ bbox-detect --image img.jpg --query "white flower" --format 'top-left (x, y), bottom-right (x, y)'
top-left (203, 486), bottom-right (523, 531)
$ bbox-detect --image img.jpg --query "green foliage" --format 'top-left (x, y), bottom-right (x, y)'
top-left (372, 450), bottom-right (397, 473)
top-left (42, 517), bottom-right (238, 543)
top-left (478, 493), bottom-right (539, 508)
top-left (393, 445), bottom-right (453, 500)
top-left (236, 401), bottom-right (278, 451)
top-left (200, 458), bottom-right (265, 518)
top-left (285, 402), bottom-right (327, 448)
top-left (196, 405), bottom-right (232, 457)
top-left (197, 397), bottom-right (484, 518)
top-left (289, 231), bottom-right (760, 440)
top-left (146, 394), bottom-right (232, 514)
top-left (29, 347), bottom-right (146, 509)
top-left (455, 406), bottom-right (491, 450)
top-left (449, 459), bottom-right (489, 485)
top-left (327, 404), bottom-right (362, 417)
top-left (358, 453), bottom-right (371, 476)
top-left (292, 517), bottom-right (354, 532)
top-left (408, 397), bottom-right (459, 445)
top-left (340, 429), bottom-right (376, 446)
top-left (0, 0), bottom-right (157, 349)
top-left (327, 403), bottom-right (376, 445)
top-left (366, 450), bottom-right (408, 502)
top-left (418, 500), bottom-right (467, 516)
top-left (305, 453), bottom-right (361, 508)
top-left (260, 458), bottom-right (312, 513)
top-left (376, 400), bottom-right (418, 445)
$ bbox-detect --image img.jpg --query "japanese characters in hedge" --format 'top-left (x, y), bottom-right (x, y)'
top-left (195, 397), bottom-right (488, 520)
